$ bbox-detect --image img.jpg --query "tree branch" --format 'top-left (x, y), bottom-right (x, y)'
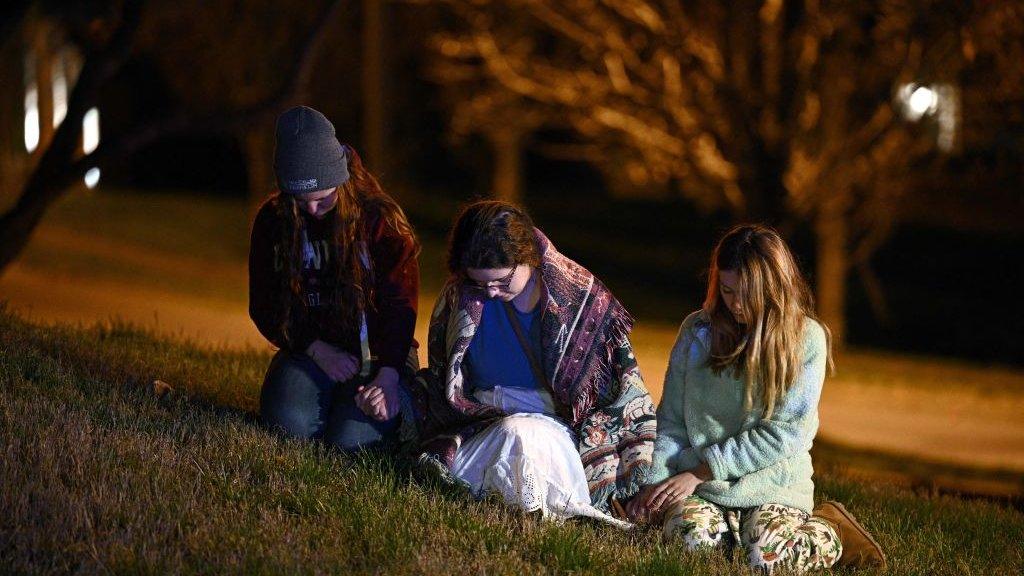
top-left (70, 0), bottom-right (344, 179)
top-left (0, 0), bottom-right (344, 273)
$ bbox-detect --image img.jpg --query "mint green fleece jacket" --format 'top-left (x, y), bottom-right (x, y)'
top-left (649, 310), bottom-right (828, 513)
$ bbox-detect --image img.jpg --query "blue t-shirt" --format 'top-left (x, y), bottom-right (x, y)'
top-left (464, 298), bottom-right (542, 391)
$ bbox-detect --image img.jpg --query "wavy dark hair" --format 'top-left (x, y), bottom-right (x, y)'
top-left (275, 145), bottom-right (419, 348)
top-left (446, 200), bottom-right (541, 275)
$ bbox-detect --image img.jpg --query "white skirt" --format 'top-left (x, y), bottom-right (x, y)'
top-left (452, 387), bottom-right (631, 528)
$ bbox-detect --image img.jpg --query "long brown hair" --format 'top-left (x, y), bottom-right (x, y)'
top-left (275, 145), bottom-right (418, 348)
top-left (703, 224), bottom-right (833, 419)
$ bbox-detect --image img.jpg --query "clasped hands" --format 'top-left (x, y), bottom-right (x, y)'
top-left (625, 462), bottom-right (713, 523)
top-left (306, 340), bottom-right (400, 422)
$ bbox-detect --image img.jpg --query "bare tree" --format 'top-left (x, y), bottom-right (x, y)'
top-left (0, 0), bottom-right (345, 273)
top-left (426, 57), bottom-right (550, 201)
top-left (430, 0), bottom-right (1022, 341)
top-left (0, 32), bottom-right (29, 204)
top-left (363, 0), bottom-right (387, 180)
top-left (136, 0), bottom-right (352, 206)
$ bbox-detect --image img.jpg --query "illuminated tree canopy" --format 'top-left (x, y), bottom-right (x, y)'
top-left (431, 0), bottom-right (1024, 338)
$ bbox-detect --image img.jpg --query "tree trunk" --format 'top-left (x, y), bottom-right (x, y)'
top-left (0, 0), bottom-right (339, 275)
top-left (490, 130), bottom-right (523, 204)
top-left (737, 153), bottom-right (789, 226)
top-left (362, 0), bottom-right (386, 183)
top-left (0, 35), bottom-right (27, 202)
top-left (0, 163), bottom-right (66, 271)
top-left (814, 193), bottom-right (849, 347)
top-left (244, 125), bottom-right (274, 216)
top-left (0, 1), bottom-right (145, 274)
top-left (31, 19), bottom-right (54, 154)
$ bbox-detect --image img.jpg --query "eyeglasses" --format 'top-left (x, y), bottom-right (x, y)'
top-left (462, 265), bottom-right (518, 293)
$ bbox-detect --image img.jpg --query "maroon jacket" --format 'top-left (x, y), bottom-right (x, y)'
top-left (248, 196), bottom-right (419, 370)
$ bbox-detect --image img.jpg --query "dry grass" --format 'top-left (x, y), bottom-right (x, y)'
top-left (2, 307), bottom-right (1023, 575)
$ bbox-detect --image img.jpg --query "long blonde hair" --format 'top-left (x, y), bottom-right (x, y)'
top-left (703, 224), bottom-right (833, 419)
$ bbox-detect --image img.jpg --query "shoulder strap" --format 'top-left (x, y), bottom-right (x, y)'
top-left (501, 301), bottom-right (550, 389)
top-left (357, 242), bottom-right (373, 377)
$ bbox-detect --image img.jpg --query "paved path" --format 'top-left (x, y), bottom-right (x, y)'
top-left (4, 255), bottom-right (1024, 477)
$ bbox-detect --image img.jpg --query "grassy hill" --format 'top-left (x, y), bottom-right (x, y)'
top-left (2, 308), bottom-right (1022, 575)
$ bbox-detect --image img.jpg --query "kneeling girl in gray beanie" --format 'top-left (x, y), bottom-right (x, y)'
top-left (248, 105), bottom-right (420, 452)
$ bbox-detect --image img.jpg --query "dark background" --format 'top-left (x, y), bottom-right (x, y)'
top-left (3, 0), bottom-right (1022, 366)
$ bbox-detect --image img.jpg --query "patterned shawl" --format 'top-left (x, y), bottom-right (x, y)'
top-left (408, 229), bottom-right (656, 510)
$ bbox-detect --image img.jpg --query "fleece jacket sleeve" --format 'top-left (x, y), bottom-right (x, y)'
top-left (649, 315), bottom-right (703, 482)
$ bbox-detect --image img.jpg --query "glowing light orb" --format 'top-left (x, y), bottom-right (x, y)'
top-left (84, 167), bottom-right (101, 189)
top-left (908, 86), bottom-right (938, 117)
top-left (53, 62), bottom-right (67, 128)
top-left (83, 107), bottom-right (100, 154)
top-left (24, 86), bottom-right (39, 152)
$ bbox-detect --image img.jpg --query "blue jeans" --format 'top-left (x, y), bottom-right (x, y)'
top-left (259, 350), bottom-right (399, 451)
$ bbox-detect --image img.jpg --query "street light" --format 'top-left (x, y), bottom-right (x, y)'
top-left (84, 167), bottom-right (101, 189)
top-left (24, 86), bottom-right (39, 153)
top-left (898, 83), bottom-right (938, 121)
top-left (82, 107), bottom-right (101, 189)
top-left (896, 82), bottom-right (958, 152)
top-left (908, 86), bottom-right (938, 117)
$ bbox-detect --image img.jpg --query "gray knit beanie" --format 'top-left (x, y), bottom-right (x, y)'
top-left (273, 105), bottom-right (350, 194)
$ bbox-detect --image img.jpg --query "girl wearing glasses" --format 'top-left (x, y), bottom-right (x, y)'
top-left (249, 106), bottom-right (419, 451)
top-left (627, 225), bottom-right (885, 571)
top-left (410, 200), bottom-right (656, 525)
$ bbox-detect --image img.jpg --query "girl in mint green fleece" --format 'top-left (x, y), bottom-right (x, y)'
top-left (630, 225), bottom-right (842, 573)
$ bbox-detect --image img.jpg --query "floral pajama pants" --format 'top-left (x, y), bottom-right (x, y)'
top-left (662, 495), bottom-right (842, 573)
